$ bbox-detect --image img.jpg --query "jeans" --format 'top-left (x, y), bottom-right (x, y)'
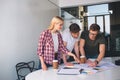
top-left (38, 61), bottom-right (52, 69)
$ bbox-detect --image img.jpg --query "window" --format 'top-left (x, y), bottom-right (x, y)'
top-left (87, 4), bottom-right (110, 36)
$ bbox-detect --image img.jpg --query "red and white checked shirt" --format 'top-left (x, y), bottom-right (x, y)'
top-left (37, 29), bottom-right (69, 65)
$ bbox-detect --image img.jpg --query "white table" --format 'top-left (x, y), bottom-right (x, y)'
top-left (26, 58), bottom-right (120, 80)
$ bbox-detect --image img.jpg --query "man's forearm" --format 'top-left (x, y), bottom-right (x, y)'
top-left (96, 52), bottom-right (105, 62)
top-left (80, 47), bottom-right (85, 56)
top-left (74, 41), bottom-right (80, 59)
top-left (97, 44), bottom-right (105, 62)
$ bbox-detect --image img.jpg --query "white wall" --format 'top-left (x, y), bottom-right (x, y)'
top-left (59, 0), bottom-right (120, 7)
top-left (0, 0), bottom-right (59, 80)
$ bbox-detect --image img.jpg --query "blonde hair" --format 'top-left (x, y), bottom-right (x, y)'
top-left (48, 16), bottom-right (63, 30)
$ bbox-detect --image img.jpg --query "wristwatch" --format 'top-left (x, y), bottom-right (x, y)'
top-left (94, 60), bottom-right (99, 64)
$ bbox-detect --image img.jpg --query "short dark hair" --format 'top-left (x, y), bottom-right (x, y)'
top-left (69, 23), bottom-right (80, 33)
top-left (90, 23), bottom-right (100, 31)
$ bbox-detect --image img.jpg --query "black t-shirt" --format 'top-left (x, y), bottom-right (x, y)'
top-left (80, 31), bottom-right (105, 58)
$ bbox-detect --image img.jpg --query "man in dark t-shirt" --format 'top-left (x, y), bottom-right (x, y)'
top-left (80, 23), bottom-right (105, 67)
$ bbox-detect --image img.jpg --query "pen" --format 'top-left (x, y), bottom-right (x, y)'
top-left (93, 67), bottom-right (100, 70)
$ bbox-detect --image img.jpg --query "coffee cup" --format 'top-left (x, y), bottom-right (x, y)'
top-left (53, 60), bottom-right (59, 69)
top-left (80, 56), bottom-right (86, 63)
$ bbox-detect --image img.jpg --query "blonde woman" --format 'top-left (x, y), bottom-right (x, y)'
top-left (37, 16), bottom-right (79, 71)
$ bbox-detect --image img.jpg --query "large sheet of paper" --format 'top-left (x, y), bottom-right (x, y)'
top-left (57, 60), bottom-right (117, 75)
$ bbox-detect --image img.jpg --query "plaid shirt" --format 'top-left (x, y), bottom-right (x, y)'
top-left (37, 29), bottom-right (69, 65)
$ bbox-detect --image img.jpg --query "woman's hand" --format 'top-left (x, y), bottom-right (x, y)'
top-left (39, 56), bottom-right (48, 71)
top-left (41, 63), bottom-right (48, 71)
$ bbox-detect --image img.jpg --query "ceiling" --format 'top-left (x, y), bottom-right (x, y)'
top-left (49, 0), bottom-right (120, 7)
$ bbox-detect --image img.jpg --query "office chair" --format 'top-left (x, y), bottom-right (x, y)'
top-left (15, 61), bottom-right (37, 80)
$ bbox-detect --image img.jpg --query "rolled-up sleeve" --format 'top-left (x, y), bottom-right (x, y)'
top-left (37, 31), bottom-right (46, 56)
